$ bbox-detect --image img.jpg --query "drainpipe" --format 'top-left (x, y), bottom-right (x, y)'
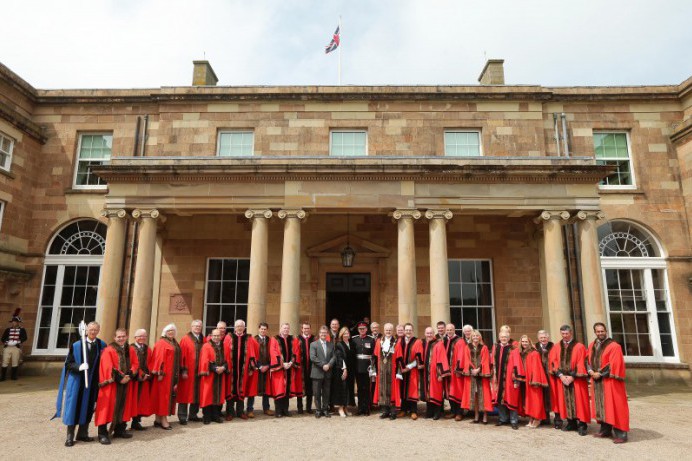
top-left (133, 116), bottom-right (141, 156)
top-left (553, 113), bottom-right (561, 157)
top-left (562, 226), bottom-right (577, 333)
top-left (572, 223), bottom-right (588, 343)
top-left (560, 113), bottom-right (569, 157)
top-left (140, 115), bottom-right (149, 157)
top-left (124, 221), bottom-right (139, 331)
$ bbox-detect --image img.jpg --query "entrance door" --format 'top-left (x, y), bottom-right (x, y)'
top-left (325, 273), bottom-right (371, 330)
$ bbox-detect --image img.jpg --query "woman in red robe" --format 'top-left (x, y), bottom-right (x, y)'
top-left (460, 330), bottom-right (493, 424)
top-left (151, 323), bottom-right (182, 430)
top-left (509, 335), bottom-right (549, 428)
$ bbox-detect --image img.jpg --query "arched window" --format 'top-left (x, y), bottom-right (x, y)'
top-left (33, 219), bottom-right (107, 355)
top-left (598, 220), bottom-right (677, 362)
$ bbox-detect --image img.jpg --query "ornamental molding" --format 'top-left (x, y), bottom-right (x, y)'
top-left (100, 209), bottom-right (127, 219)
top-left (132, 209), bottom-right (160, 220)
top-left (277, 209), bottom-right (307, 220)
top-left (534, 210), bottom-right (570, 224)
top-left (392, 209), bottom-right (422, 220)
top-left (244, 209), bottom-right (273, 220)
top-left (424, 209), bottom-right (453, 221)
top-left (576, 210), bottom-right (606, 221)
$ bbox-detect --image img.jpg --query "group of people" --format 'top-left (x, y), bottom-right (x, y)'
top-left (53, 316), bottom-right (630, 446)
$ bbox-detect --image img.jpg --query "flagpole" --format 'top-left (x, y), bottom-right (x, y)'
top-left (338, 15), bottom-right (342, 85)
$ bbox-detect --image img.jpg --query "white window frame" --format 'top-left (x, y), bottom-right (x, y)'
top-left (594, 131), bottom-right (637, 190)
top-left (217, 130), bottom-right (254, 157)
top-left (329, 130), bottom-right (368, 156)
top-left (0, 131), bottom-right (14, 172)
top-left (444, 130), bottom-right (482, 157)
top-left (203, 257), bottom-right (250, 334)
top-left (32, 257), bottom-right (104, 356)
top-left (448, 258), bottom-right (496, 343)
top-left (600, 258), bottom-right (679, 363)
top-left (73, 132), bottom-right (112, 190)
top-left (0, 201), bottom-right (4, 233)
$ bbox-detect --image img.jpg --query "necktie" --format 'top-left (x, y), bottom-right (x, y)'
top-left (322, 341), bottom-right (327, 356)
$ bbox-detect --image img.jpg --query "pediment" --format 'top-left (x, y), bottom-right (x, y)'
top-left (306, 234), bottom-right (391, 259)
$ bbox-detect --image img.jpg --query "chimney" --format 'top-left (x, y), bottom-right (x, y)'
top-left (192, 60), bottom-right (218, 86)
top-left (478, 59), bottom-right (505, 85)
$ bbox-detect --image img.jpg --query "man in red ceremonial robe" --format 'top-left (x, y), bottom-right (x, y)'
top-left (151, 324), bottom-right (181, 430)
top-left (442, 323), bottom-right (464, 420)
top-left (130, 329), bottom-right (153, 431)
top-left (269, 322), bottom-right (300, 417)
top-left (94, 328), bottom-right (138, 444)
top-left (449, 330), bottom-right (468, 421)
top-left (247, 322), bottom-right (273, 417)
top-left (209, 321), bottom-right (233, 419)
top-left (177, 319), bottom-right (205, 424)
top-left (588, 322), bottom-right (630, 443)
top-left (199, 329), bottom-right (231, 424)
top-left (373, 323), bottom-right (400, 419)
top-left (228, 319), bottom-right (258, 420)
top-left (396, 323), bottom-right (423, 419)
top-left (419, 326), bottom-right (450, 420)
top-left (548, 324), bottom-right (591, 436)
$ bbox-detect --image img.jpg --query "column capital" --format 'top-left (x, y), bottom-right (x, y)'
top-left (101, 209), bottom-right (127, 219)
top-left (534, 210), bottom-right (570, 224)
top-left (391, 209), bottom-right (422, 220)
top-left (132, 209), bottom-right (160, 220)
top-left (576, 210), bottom-right (606, 221)
top-left (425, 209), bottom-right (453, 221)
top-left (278, 209), bottom-right (307, 220)
top-left (245, 209), bottom-right (273, 220)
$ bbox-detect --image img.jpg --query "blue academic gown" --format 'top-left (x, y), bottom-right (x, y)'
top-left (53, 338), bottom-right (106, 426)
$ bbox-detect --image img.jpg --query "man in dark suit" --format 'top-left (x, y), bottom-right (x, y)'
top-left (310, 326), bottom-right (336, 418)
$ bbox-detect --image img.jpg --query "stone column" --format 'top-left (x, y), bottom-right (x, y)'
top-left (426, 209), bottom-right (453, 326)
top-left (95, 209), bottom-right (128, 341)
top-left (577, 210), bottom-right (607, 343)
top-left (278, 209), bottom-right (307, 335)
top-left (536, 210), bottom-right (571, 338)
top-left (245, 209), bottom-right (272, 335)
top-left (129, 209), bottom-right (160, 340)
top-left (393, 209), bottom-right (421, 333)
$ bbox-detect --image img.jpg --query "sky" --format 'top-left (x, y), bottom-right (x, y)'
top-left (2, 0), bottom-right (691, 89)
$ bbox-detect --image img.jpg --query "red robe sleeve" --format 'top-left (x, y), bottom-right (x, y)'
top-left (291, 337), bottom-right (303, 397)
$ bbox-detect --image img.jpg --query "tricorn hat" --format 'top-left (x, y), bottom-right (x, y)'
top-left (10, 308), bottom-right (22, 323)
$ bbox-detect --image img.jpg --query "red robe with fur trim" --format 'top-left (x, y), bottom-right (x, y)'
top-left (151, 338), bottom-right (181, 416)
top-left (396, 337), bottom-right (424, 403)
top-left (268, 335), bottom-right (301, 399)
top-left (177, 332), bottom-right (204, 405)
top-left (588, 339), bottom-right (629, 432)
top-left (373, 337), bottom-right (401, 408)
top-left (548, 341), bottom-right (591, 424)
top-left (198, 341), bottom-right (231, 408)
top-left (94, 343), bottom-right (139, 426)
top-left (460, 343), bottom-right (493, 412)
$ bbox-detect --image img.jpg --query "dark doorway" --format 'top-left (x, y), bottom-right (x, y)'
top-left (325, 273), bottom-right (371, 331)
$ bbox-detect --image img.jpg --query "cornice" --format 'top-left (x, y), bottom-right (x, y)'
top-left (93, 157), bottom-right (613, 185)
top-left (0, 100), bottom-right (46, 143)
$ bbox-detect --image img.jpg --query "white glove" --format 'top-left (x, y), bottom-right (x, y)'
top-left (6, 341), bottom-right (18, 347)
top-left (406, 360), bottom-right (418, 370)
top-left (396, 373), bottom-right (403, 380)
top-left (78, 363), bottom-right (89, 372)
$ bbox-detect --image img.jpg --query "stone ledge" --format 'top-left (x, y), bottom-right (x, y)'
top-left (628, 362), bottom-right (689, 370)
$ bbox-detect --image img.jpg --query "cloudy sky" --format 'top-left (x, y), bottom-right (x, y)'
top-left (2, 0), bottom-right (691, 89)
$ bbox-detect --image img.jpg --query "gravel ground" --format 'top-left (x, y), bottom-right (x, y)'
top-left (1, 375), bottom-right (691, 460)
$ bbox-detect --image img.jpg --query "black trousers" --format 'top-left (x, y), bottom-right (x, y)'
top-left (202, 405), bottom-right (222, 421)
top-left (312, 377), bottom-right (331, 412)
top-left (177, 403), bottom-right (199, 421)
top-left (356, 372), bottom-right (371, 413)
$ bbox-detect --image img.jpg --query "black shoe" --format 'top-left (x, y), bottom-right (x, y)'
top-left (212, 417), bottom-right (224, 423)
top-left (495, 421), bottom-right (506, 427)
top-left (153, 421), bottom-right (162, 428)
top-left (75, 435), bottom-right (95, 443)
top-left (380, 412), bottom-right (390, 419)
top-left (433, 413), bottom-right (441, 421)
top-left (578, 426), bottom-right (588, 436)
top-left (203, 418), bottom-right (211, 425)
top-left (131, 421), bottom-right (146, 431)
top-left (188, 416), bottom-right (202, 422)
top-left (563, 424), bottom-right (577, 432)
top-left (297, 409), bottom-right (304, 415)
top-left (324, 412), bottom-right (331, 418)
top-left (306, 409), bottom-right (315, 414)
top-left (114, 432), bottom-right (133, 439)
top-left (178, 419), bottom-right (187, 425)
top-left (315, 412), bottom-right (321, 419)
top-left (390, 414), bottom-right (397, 420)
top-left (275, 413), bottom-right (283, 418)
top-left (540, 419), bottom-right (551, 426)
top-left (512, 423), bottom-right (518, 430)
top-left (98, 435), bottom-right (111, 445)
top-left (554, 422), bottom-right (563, 430)
top-left (160, 425), bottom-right (173, 430)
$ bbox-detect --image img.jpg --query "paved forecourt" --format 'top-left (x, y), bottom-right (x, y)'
top-left (0, 376), bottom-right (690, 460)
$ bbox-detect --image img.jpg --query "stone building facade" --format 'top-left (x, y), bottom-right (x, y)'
top-left (0, 60), bottom-right (690, 382)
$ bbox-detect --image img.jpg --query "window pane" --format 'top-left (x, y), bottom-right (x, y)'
top-left (218, 132), bottom-right (253, 156)
top-left (445, 131), bottom-right (481, 156)
top-left (205, 258), bottom-right (251, 332)
top-left (330, 131), bottom-right (366, 156)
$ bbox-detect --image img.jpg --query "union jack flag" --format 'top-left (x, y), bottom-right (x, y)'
top-left (325, 26), bottom-right (340, 54)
